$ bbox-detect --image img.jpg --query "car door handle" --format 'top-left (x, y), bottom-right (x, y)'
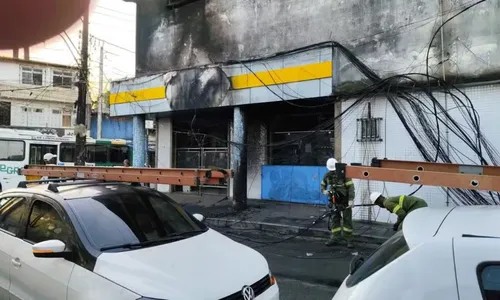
top-left (11, 258), bottom-right (21, 268)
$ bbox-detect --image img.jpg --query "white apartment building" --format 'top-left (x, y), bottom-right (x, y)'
top-left (0, 57), bottom-right (78, 133)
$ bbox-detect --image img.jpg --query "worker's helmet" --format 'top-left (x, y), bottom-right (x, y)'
top-left (326, 158), bottom-right (337, 171)
top-left (370, 192), bottom-right (382, 204)
top-left (43, 153), bottom-right (57, 161)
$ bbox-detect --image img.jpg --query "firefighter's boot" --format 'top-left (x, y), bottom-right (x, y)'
top-left (325, 237), bottom-right (339, 246)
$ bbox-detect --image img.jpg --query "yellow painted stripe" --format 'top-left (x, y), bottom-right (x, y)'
top-left (109, 86), bottom-right (166, 105)
top-left (230, 61), bottom-right (333, 90)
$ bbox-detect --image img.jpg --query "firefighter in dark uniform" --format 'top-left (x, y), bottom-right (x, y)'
top-left (370, 192), bottom-right (428, 231)
top-left (321, 158), bottom-right (355, 248)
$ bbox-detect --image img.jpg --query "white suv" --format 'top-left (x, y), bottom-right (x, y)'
top-left (0, 180), bottom-right (279, 300)
top-left (333, 205), bottom-right (500, 300)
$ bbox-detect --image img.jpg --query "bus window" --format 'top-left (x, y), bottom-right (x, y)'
top-left (0, 140), bottom-right (25, 161)
top-left (109, 146), bottom-right (129, 164)
top-left (86, 144), bottom-right (108, 164)
top-left (60, 143), bottom-right (76, 162)
top-left (29, 144), bottom-right (57, 165)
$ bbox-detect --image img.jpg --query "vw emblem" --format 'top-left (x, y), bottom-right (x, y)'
top-left (241, 285), bottom-right (255, 300)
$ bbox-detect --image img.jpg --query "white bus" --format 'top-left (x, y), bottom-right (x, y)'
top-left (0, 128), bottom-right (132, 192)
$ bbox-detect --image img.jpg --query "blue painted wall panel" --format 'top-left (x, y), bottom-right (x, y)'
top-left (261, 165), bottom-right (329, 205)
top-left (90, 116), bottom-right (134, 140)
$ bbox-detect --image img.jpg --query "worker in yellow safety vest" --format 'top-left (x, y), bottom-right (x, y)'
top-left (370, 192), bottom-right (428, 231)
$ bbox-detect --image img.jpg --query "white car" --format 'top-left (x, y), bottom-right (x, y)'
top-left (0, 180), bottom-right (279, 300)
top-left (333, 205), bottom-right (500, 300)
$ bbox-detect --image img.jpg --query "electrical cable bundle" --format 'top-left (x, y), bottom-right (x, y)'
top-left (331, 0), bottom-right (497, 205)
top-left (178, 0), bottom-right (495, 207)
top-left (169, 1), bottom-right (497, 252)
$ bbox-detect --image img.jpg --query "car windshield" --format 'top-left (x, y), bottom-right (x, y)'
top-left (66, 188), bottom-right (207, 251)
top-left (346, 230), bottom-right (409, 287)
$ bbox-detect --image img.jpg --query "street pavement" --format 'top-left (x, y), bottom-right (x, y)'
top-left (277, 277), bottom-right (337, 300)
top-left (213, 226), bottom-right (376, 299)
top-left (174, 194), bottom-right (394, 246)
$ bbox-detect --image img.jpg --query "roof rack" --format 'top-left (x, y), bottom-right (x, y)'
top-left (47, 180), bottom-right (125, 193)
top-left (17, 178), bottom-right (96, 188)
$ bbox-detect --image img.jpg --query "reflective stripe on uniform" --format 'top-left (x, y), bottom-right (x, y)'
top-left (393, 195), bottom-right (405, 213)
top-left (332, 227), bottom-right (342, 233)
top-left (345, 180), bottom-right (354, 186)
top-left (343, 227), bottom-right (353, 233)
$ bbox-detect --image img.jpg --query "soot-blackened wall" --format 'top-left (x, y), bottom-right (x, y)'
top-left (135, 0), bottom-right (500, 83)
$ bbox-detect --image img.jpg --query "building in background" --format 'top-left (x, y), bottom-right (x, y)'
top-left (110, 0), bottom-right (500, 221)
top-left (0, 57), bottom-right (78, 136)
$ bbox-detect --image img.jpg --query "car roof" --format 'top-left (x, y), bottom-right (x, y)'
top-left (1, 182), bottom-right (146, 203)
top-left (403, 205), bottom-right (500, 248)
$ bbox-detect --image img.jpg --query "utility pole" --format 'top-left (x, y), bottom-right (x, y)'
top-left (97, 44), bottom-right (104, 139)
top-left (75, 7), bottom-right (89, 165)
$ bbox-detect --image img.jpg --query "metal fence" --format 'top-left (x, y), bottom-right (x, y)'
top-left (176, 148), bottom-right (201, 169)
top-left (203, 148), bottom-right (229, 170)
top-left (176, 147), bottom-right (229, 193)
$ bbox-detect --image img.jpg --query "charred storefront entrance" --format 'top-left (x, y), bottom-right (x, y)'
top-left (245, 99), bottom-right (336, 203)
top-left (172, 109), bottom-right (232, 195)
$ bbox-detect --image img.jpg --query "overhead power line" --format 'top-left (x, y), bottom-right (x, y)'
top-left (92, 11), bottom-right (134, 23)
top-left (95, 5), bottom-right (135, 17)
top-left (90, 35), bottom-right (135, 54)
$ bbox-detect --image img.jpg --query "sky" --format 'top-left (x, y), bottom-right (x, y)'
top-left (1, 0), bottom-right (136, 102)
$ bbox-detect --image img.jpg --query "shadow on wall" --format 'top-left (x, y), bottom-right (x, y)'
top-left (261, 165), bottom-right (329, 205)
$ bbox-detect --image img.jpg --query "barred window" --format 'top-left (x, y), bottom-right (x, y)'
top-left (53, 71), bottom-right (73, 88)
top-left (21, 67), bottom-right (43, 85)
top-left (0, 102), bottom-right (11, 126)
top-left (357, 118), bottom-right (383, 142)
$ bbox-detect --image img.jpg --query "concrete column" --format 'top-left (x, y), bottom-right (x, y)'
top-left (132, 115), bottom-right (146, 167)
top-left (156, 117), bottom-right (173, 193)
top-left (333, 46), bottom-right (342, 161)
top-left (247, 121), bottom-right (267, 199)
top-left (23, 47), bottom-right (29, 60)
top-left (334, 101), bottom-right (342, 161)
top-left (231, 106), bottom-right (247, 210)
top-left (228, 120), bottom-right (234, 199)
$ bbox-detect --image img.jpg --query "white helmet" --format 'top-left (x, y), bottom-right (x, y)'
top-left (370, 192), bottom-right (382, 204)
top-left (326, 158), bottom-right (337, 171)
top-left (43, 153), bottom-right (57, 161)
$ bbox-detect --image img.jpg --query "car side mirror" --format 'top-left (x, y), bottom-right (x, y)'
top-left (32, 240), bottom-right (71, 259)
top-left (193, 213), bottom-right (205, 222)
top-left (349, 255), bottom-right (365, 275)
